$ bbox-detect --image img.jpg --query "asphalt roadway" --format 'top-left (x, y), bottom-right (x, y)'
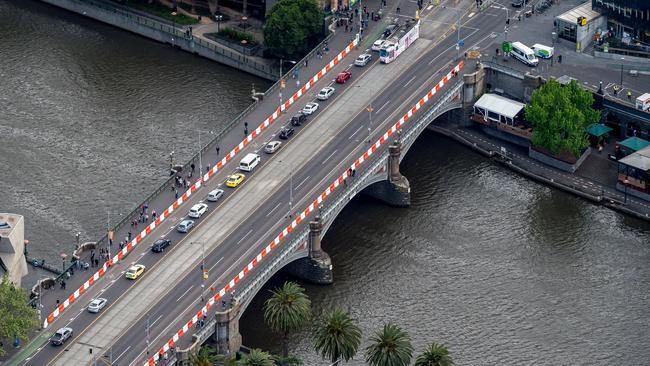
top-left (22, 1), bottom-right (511, 365)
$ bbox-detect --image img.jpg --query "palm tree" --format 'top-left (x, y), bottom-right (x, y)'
top-left (190, 345), bottom-right (219, 366)
top-left (313, 309), bottom-right (362, 364)
top-left (263, 281), bottom-right (312, 357)
top-left (364, 323), bottom-right (413, 366)
top-left (238, 349), bottom-right (275, 366)
top-left (414, 342), bottom-right (454, 366)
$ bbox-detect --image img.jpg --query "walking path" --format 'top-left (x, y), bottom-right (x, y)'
top-left (4, 0), bottom-right (396, 362)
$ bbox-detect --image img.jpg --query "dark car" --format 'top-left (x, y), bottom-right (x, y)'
top-left (511, 0), bottom-right (524, 7)
top-left (151, 238), bottom-right (171, 253)
top-left (50, 327), bottom-right (73, 346)
top-left (291, 112), bottom-right (307, 126)
top-left (383, 24), bottom-right (397, 37)
top-left (279, 127), bottom-right (295, 140)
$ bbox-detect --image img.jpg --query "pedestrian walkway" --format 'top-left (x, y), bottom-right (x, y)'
top-left (4, 0), bottom-right (396, 362)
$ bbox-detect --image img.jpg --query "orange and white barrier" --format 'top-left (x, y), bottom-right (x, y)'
top-left (42, 35), bottom-right (360, 330)
top-left (144, 61), bottom-right (465, 366)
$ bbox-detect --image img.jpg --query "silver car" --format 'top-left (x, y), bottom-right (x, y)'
top-left (354, 53), bottom-right (372, 67)
top-left (207, 189), bottom-right (224, 202)
top-left (88, 298), bottom-right (108, 313)
top-left (264, 140), bottom-right (282, 154)
top-left (317, 87), bottom-right (335, 101)
top-left (50, 327), bottom-right (73, 346)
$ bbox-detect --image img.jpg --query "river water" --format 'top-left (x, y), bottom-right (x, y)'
top-left (2, 1), bottom-right (650, 365)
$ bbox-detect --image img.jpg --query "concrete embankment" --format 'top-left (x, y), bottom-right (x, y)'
top-left (429, 126), bottom-right (650, 222)
top-left (39, 0), bottom-right (277, 80)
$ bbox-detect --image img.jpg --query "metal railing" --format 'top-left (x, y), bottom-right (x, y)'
top-left (481, 60), bottom-right (525, 80)
top-left (51, 0), bottom-right (275, 78)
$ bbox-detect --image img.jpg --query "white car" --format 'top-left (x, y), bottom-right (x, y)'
top-left (317, 87), bottom-right (335, 101)
top-left (207, 189), bottom-right (224, 202)
top-left (87, 298), bottom-right (108, 313)
top-left (188, 203), bottom-right (208, 218)
top-left (371, 39), bottom-right (386, 51)
top-left (302, 102), bottom-right (319, 115)
top-left (264, 140), bottom-right (282, 154)
top-left (354, 53), bottom-right (372, 67)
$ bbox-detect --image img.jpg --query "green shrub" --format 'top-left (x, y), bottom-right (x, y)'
top-left (217, 27), bottom-right (257, 45)
top-left (127, 0), bottom-right (199, 25)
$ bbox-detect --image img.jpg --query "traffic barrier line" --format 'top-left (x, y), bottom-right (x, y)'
top-left (144, 61), bottom-right (465, 366)
top-left (42, 35), bottom-right (360, 330)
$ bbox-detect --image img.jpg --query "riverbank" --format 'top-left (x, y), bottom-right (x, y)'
top-left (429, 121), bottom-right (650, 222)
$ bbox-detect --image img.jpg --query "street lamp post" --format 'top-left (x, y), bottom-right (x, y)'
top-left (279, 59), bottom-right (296, 105)
top-left (191, 241), bottom-right (206, 301)
top-left (198, 129), bottom-right (203, 180)
top-left (169, 151), bottom-right (174, 173)
top-left (551, 32), bottom-right (557, 66)
top-left (624, 178), bottom-right (629, 204)
top-left (366, 104), bottom-right (374, 143)
top-left (620, 57), bottom-right (625, 88)
top-left (215, 14), bottom-right (223, 33)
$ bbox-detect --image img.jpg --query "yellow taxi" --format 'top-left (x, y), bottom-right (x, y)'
top-left (225, 173), bottom-right (246, 188)
top-left (125, 264), bottom-right (146, 280)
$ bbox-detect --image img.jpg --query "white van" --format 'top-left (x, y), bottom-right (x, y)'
top-left (511, 42), bottom-right (538, 66)
top-left (239, 153), bottom-right (260, 172)
top-left (531, 43), bottom-right (554, 59)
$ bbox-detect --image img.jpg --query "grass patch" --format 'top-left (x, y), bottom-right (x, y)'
top-left (127, 0), bottom-right (199, 25)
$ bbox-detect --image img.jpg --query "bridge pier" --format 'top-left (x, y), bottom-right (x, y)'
top-left (363, 141), bottom-right (411, 207)
top-left (284, 217), bottom-right (333, 284)
top-left (213, 301), bottom-right (243, 358)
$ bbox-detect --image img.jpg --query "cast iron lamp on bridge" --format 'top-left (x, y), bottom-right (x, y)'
top-left (279, 59), bottom-right (297, 105)
top-left (190, 241), bottom-right (208, 302)
top-left (354, 85), bottom-right (374, 144)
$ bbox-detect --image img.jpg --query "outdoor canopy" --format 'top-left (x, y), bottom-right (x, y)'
top-left (619, 145), bottom-right (650, 172)
top-left (473, 94), bottom-right (525, 120)
top-left (586, 123), bottom-right (613, 137)
top-left (619, 136), bottom-right (650, 152)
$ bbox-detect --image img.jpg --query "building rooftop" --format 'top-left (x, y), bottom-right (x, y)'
top-left (619, 144), bottom-right (650, 171)
top-left (474, 93), bottom-right (525, 119)
top-left (556, 1), bottom-right (602, 24)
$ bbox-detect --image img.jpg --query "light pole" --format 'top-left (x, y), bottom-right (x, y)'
top-left (366, 104), bottom-right (374, 143)
top-left (456, 8), bottom-right (461, 59)
top-left (215, 14), bottom-right (223, 32)
top-left (551, 31), bottom-right (557, 66)
top-left (623, 178), bottom-right (629, 204)
top-left (145, 315), bottom-right (150, 356)
top-left (620, 57), bottom-right (625, 88)
top-left (191, 241), bottom-right (206, 301)
top-left (198, 129), bottom-right (203, 180)
top-left (279, 59), bottom-right (296, 105)
top-left (169, 151), bottom-right (174, 173)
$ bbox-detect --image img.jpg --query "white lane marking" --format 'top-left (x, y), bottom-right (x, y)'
top-left (236, 229), bottom-right (253, 246)
top-left (468, 11), bottom-right (475, 17)
top-left (403, 75), bottom-right (416, 87)
top-left (176, 285), bottom-right (194, 302)
top-left (266, 202), bottom-right (282, 217)
top-left (295, 175), bottom-right (310, 190)
top-left (426, 4), bottom-right (433, 9)
top-left (348, 125), bottom-right (364, 140)
top-left (209, 257), bottom-right (224, 273)
top-left (163, 226), bottom-right (175, 236)
top-left (375, 101), bottom-right (389, 114)
top-left (114, 345), bottom-right (132, 363)
top-left (322, 149), bottom-right (338, 165)
top-left (151, 314), bottom-right (163, 327)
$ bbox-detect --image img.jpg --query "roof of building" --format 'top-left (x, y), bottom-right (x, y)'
top-left (0, 213), bottom-right (22, 238)
top-left (619, 145), bottom-right (650, 171)
top-left (586, 123), bottom-right (613, 137)
top-left (619, 136), bottom-right (650, 152)
top-left (474, 93), bottom-right (525, 119)
top-left (556, 1), bottom-right (602, 24)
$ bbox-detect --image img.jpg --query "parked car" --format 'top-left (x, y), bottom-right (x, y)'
top-left (335, 70), bottom-right (352, 84)
top-left (87, 298), bottom-right (108, 313)
top-left (125, 264), bottom-right (146, 280)
top-left (177, 219), bottom-right (195, 233)
top-left (188, 203), bottom-right (208, 218)
top-left (278, 127), bottom-right (295, 140)
top-left (354, 53), bottom-right (372, 67)
top-left (50, 327), bottom-right (73, 346)
top-left (302, 102), bottom-right (319, 115)
top-left (371, 39), bottom-right (386, 51)
top-left (264, 140), bottom-right (282, 154)
top-left (317, 86), bottom-right (335, 100)
top-left (207, 189), bottom-right (224, 202)
top-left (291, 111), bottom-right (307, 126)
top-left (151, 238), bottom-right (171, 253)
top-left (226, 173), bottom-right (246, 188)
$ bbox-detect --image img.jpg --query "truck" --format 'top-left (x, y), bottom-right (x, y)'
top-left (379, 19), bottom-right (420, 64)
top-left (636, 93), bottom-right (650, 112)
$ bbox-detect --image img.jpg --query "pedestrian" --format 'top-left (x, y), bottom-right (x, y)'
top-left (175, 189), bottom-right (179, 199)
top-left (627, 90), bottom-right (632, 101)
top-left (396, 6), bottom-right (400, 14)
top-left (296, 79), bottom-right (300, 87)
top-left (351, 168), bottom-right (356, 177)
top-left (144, 203), bottom-right (148, 213)
top-left (345, 23), bottom-right (349, 32)
top-left (70, 267), bottom-right (74, 276)
top-left (94, 258), bottom-right (99, 267)
top-left (119, 241), bottom-right (124, 250)
top-left (216, 146), bottom-right (220, 155)
top-left (557, 54), bottom-right (562, 63)
top-left (145, 214), bottom-right (149, 222)
top-left (152, 210), bottom-right (157, 220)
top-left (62, 281), bottom-right (66, 290)
top-left (206, 163), bottom-right (210, 172)
top-left (191, 163), bottom-right (195, 173)
top-left (128, 231), bottom-right (132, 241)
top-left (304, 59), bottom-right (308, 68)
top-left (185, 180), bottom-right (190, 189)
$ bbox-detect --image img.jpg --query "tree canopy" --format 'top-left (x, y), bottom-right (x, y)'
top-left (0, 275), bottom-right (38, 356)
top-left (414, 342), bottom-right (455, 366)
top-left (525, 79), bottom-right (600, 158)
top-left (365, 322), bottom-right (413, 366)
top-left (263, 0), bottom-right (323, 58)
top-left (263, 281), bottom-right (312, 357)
top-left (313, 308), bottom-right (362, 363)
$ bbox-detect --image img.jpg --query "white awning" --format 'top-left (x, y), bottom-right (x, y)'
top-left (474, 94), bottom-right (525, 119)
top-left (619, 145), bottom-right (650, 171)
top-left (556, 2), bottom-right (601, 24)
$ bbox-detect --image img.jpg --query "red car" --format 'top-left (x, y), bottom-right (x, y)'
top-left (335, 70), bottom-right (352, 84)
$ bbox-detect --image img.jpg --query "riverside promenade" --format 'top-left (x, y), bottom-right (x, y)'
top-left (5, 0), bottom-right (394, 362)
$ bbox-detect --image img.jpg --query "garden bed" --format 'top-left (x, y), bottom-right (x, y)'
top-left (127, 0), bottom-right (199, 25)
